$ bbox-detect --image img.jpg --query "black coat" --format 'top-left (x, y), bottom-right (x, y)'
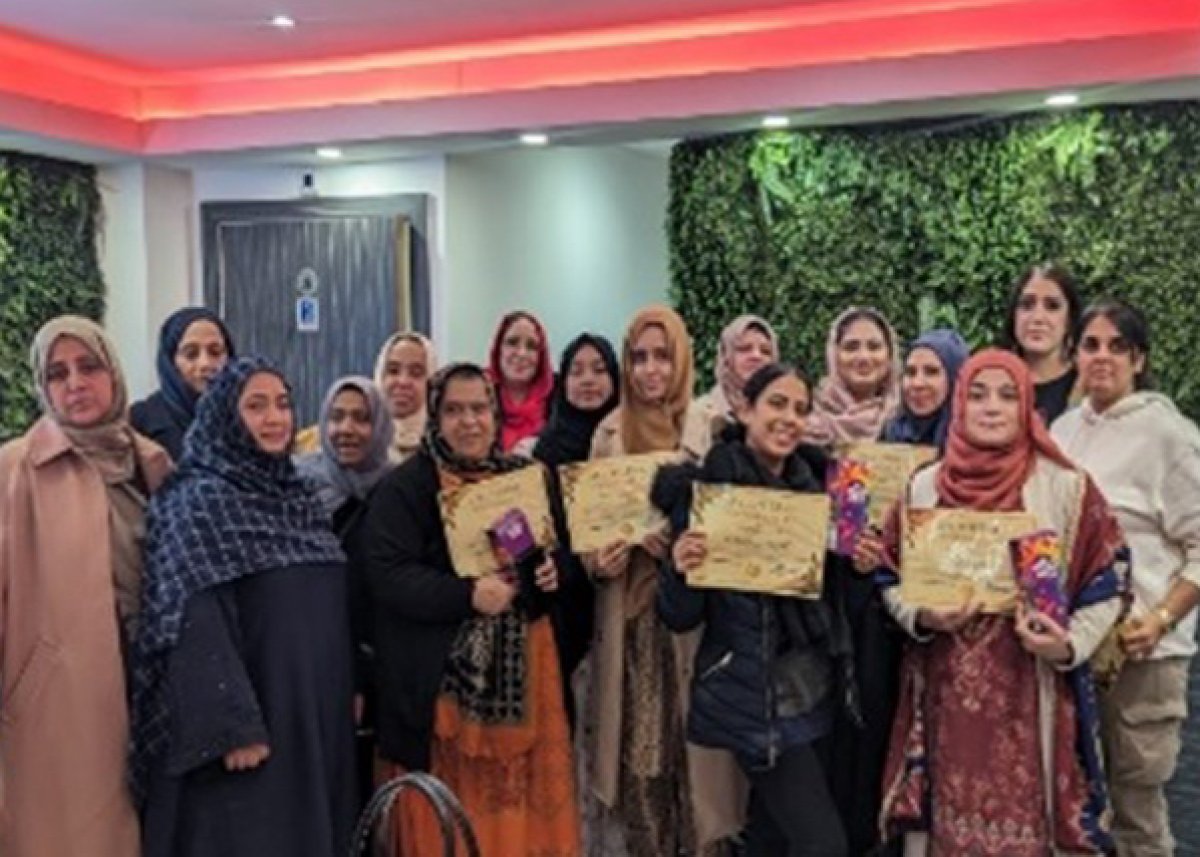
top-left (654, 437), bottom-right (859, 771)
top-left (361, 451), bottom-right (553, 770)
top-left (130, 391), bottom-right (189, 461)
top-left (362, 452), bottom-right (476, 770)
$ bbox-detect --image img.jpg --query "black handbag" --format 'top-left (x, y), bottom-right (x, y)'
top-left (349, 772), bottom-right (481, 857)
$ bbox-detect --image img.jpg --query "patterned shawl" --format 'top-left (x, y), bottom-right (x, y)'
top-left (128, 356), bottom-right (345, 801)
top-left (425, 363), bottom-right (536, 724)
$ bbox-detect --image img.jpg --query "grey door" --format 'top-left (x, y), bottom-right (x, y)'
top-left (202, 196), bottom-right (430, 427)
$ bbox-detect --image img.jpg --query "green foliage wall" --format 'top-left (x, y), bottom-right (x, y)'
top-left (668, 103), bottom-right (1200, 421)
top-left (0, 152), bottom-right (105, 441)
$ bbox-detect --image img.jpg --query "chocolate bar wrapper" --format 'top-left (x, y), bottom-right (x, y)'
top-left (827, 458), bottom-right (871, 557)
top-left (1009, 529), bottom-right (1070, 629)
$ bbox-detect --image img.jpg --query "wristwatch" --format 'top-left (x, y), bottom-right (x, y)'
top-left (1154, 605), bottom-right (1178, 632)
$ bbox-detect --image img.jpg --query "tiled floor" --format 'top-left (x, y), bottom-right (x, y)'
top-left (1166, 654), bottom-right (1199, 852)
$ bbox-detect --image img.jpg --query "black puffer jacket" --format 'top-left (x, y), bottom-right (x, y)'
top-left (654, 433), bottom-right (860, 770)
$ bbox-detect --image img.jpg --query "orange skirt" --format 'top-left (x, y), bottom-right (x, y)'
top-left (378, 617), bottom-right (580, 857)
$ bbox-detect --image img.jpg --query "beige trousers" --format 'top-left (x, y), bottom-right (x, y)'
top-left (1101, 656), bottom-right (1191, 857)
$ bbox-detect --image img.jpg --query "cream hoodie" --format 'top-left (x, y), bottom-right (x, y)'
top-left (1053, 392), bottom-right (1200, 658)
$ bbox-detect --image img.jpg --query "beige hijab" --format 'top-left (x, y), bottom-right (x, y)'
top-left (373, 331), bottom-right (438, 461)
top-left (31, 315), bottom-right (145, 631)
top-left (619, 305), bottom-right (696, 454)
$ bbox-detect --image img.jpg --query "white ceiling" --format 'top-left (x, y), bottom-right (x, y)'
top-left (0, 0), bottom-right (847, 70)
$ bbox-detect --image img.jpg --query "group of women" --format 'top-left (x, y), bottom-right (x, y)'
top-left (0, 263), bottom-right (1196, 857)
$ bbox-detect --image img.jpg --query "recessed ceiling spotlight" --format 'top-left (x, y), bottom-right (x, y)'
top-left (270, 14), bottom-right (297, 29)
top-left (519, 132), bottom-right (549, 146)
top-left (316, 147), bottom-right (343, 159)
top-left (1044, 92), bottom-right (1080, 107)
top-left (761, 115), bottom-right (790, 129)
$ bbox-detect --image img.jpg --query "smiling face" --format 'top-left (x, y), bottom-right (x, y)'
top-left (237, 372), bottom-right (294, 456)
top-left (730, 326), bottom-right (775, 386)
top-left (740, 373), bottom-right (811, 469)
top-left (835, 317), bottom-right (891, 399)
top-left (901, 347), bottom-right (950, 418)
top-left (326, 387), bottom-right (374, 469)
top-left (498, 316), bottom-right (542, 388)
top-left (962, 367), bottom-right (1022, 449)
top-left (1014, 274), bottom-right (1071, 360)
top-left (629, 324), bottom-right (674, 405)
top-left (438, 374), bottom-right (497, 461)
top-left (380, 338), bottom-right (430, 420)
top-left (1078, 314), bottom-right (1144, 413)
top-left (565, 343), bottom-right (614, 412)
top-left (44, 335), bottom-right (116, 428)
top-left (174, 319), bottom-right (230, 394)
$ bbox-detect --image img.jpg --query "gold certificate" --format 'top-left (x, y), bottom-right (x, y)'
top-left (438, 466), bottom-right (556, 578)
top-left (688, 483), bottom-right (830, 599)
top-left (837, 442), bottom-right (938, 528)
top-left (559, 452), bottom-right (675, 553)
top-left (900, 508), bottom-right (1038, 613)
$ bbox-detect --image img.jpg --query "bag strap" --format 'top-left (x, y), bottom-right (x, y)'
top-left (349, 772), bottom-right (481, 857)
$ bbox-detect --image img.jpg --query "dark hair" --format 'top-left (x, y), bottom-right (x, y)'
top-left (743, 362), bottom-right (813, 411)
top-left (1001, 263), bottom-right (1084, 356)
top-left (1078, 298), bottom-right (1155, 390)
top-left (835, 308), bottom-right (894, 354)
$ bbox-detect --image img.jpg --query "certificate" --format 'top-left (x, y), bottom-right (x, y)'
top-left (438, 466), bottom-right (555, 578)
top-left (836, 441), bottom-right (938, 528)
top-left (559, 452), bottom-right (675, 553)
top-left (687, 483), bottom-right (830, 599)
top-left (899, 508), bottom-right (1038, 613)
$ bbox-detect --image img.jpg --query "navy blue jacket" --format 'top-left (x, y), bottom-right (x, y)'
top-left (655, 436), bottom-right (859, 770)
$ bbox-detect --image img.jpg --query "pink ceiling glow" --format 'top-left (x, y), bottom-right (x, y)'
top-left (0, 0), bottom-right (1197, 157)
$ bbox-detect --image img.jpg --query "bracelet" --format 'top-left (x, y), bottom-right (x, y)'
top-left (1154, 605), bottom-right (1178, 633)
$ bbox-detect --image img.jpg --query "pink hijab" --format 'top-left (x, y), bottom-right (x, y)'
top-left (803, 307), bottom-right (901, 447)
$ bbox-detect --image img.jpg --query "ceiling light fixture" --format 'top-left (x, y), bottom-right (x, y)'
top-left (270, 14), bottom-right (297, 29)
top-left (316, 146), bottom-right (343, 159)
top-left (519, 132), bottom-right (549, 146)
top-left (1044, 92), bottom-right (1080, 107)
top-left (761, 115), bottom-right (790, 129)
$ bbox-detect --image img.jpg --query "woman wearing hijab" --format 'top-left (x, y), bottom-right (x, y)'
top-left (832, 328), bottom-right (971, 856)
top-left (363, 363), bottom-right (578, 857)
top-left (374, 331), bottom-right (438, 461)
top-left (0, 316), bottom-right (172, 857)
top-left (131, 307), bottom-right (236, 460)
top-left (882, 328), bottom-right (971, 449)
top-left (803, 307), bottom-right (901, 448)
top-left (694, 314), bottom-right (780, 434)
top-left (485, 310), bottom-right (555, 453)
top-left (580, 305), bottom-right (743, 857)
top-left (295, 376), bottom-right (396, 804)
top-left (131, 357), bottom-right (356, 857)
top-left (878, 349), bottom-right (1128, 856)
top-left (532, 333), bottom-right (621, 725)
top-left (294, 331), bottom-right (437, 458)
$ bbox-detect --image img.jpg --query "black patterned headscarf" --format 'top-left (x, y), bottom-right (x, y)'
top-left (128, 356), bottom-right (345, 801)
top-left (422, 362), bottom-right (526, 478)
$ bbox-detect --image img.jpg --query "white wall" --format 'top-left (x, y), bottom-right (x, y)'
top-left (98, 163), bottom-right (193, 397)
top-left (99, 146), bottom-right (671, 395)
top-left (444, 145), bottom-right (670, 363)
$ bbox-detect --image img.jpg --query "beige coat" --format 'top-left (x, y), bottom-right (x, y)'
top-left (582, 403), bottom-right (747, 848)
top-left (0, 417), bottom-right (171, 857)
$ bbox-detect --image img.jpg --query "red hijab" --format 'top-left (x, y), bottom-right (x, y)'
top-left (937, 349), bottom-right (1076, 511)
top-left (485, 311), bottom-right (554, 452)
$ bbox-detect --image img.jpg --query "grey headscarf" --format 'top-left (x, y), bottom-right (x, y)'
top-left (295, 376), bottom-right (395, 515)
